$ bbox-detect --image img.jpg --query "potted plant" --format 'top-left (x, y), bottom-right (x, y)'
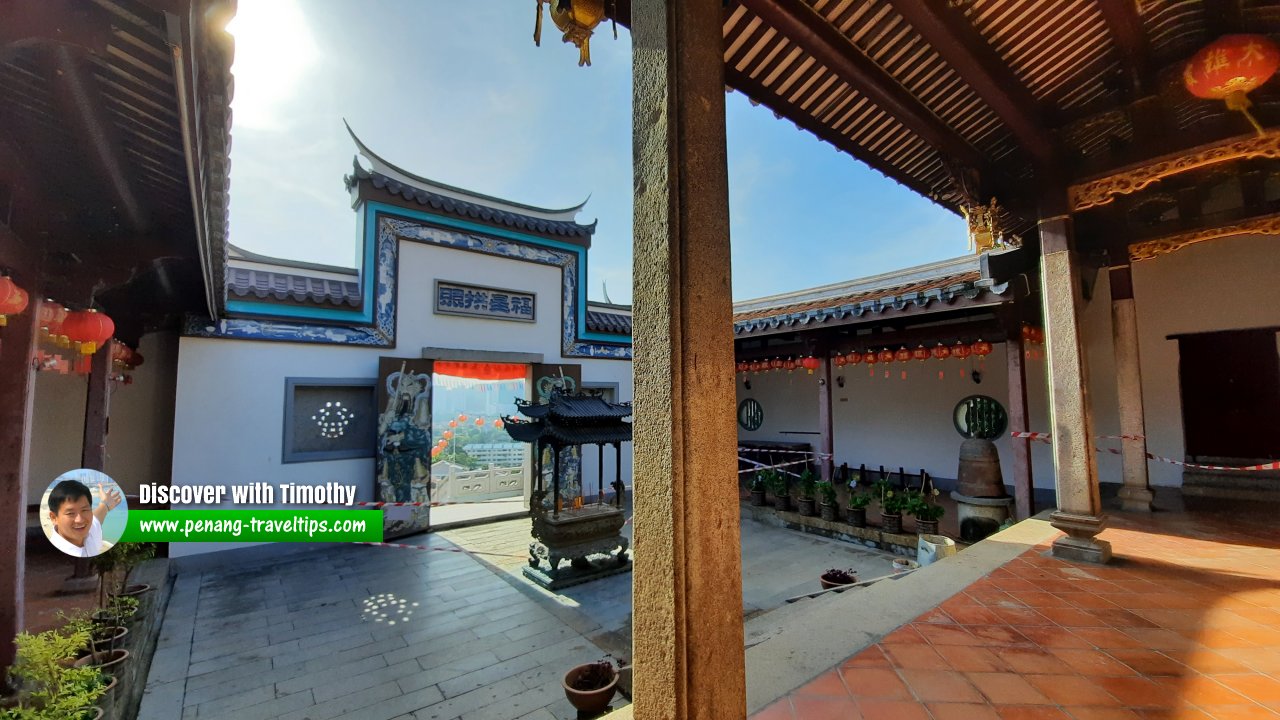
top-left (94, 543), bottom-right (155, 603)
top-left (816, 479), bottom-right (838, 521)
top-left (795, 468), bottom-right (817, 516)
top-left (764, 470), bottom-right (789, 512)
top-left (748, 473), bottom-right (767, 506)
top-left (3, 627), bottom-right (108, 719)
top-left (877, 481), bottom-right (911, 535)
top-left (847, 491), bottom-right (871, 528)
top-left (907, 487), bottom-right (945, 535)
top-left (563, 657), bottom-right (618, 715)
top-left (820, 567), bottom-right (858, 590)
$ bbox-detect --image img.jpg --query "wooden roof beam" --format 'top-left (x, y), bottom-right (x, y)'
top-left (1096, 0), bottom-right (1153, 97)
top-left (0, 0), bottom-right (114, 60)
top-left (737, 0), bottom-right (983, 168)
top-left (883, 0), bottom-right (1055, 168)
top-left (48, 45), bottom-right (151, 234)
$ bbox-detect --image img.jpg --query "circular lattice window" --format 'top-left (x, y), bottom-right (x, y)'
top-left (953, 395), bottom-right (1007, 440)
top-left (737, 399), bottom-right (764, 431)
top-left (312, 401), bottom-right (355, 439)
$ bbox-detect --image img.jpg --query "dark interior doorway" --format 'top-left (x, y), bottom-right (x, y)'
top-left (1178, 328), bottom-right (1280, 461)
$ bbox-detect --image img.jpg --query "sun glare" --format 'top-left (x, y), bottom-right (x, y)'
top-left (226, 0), bottom-right (318, 130)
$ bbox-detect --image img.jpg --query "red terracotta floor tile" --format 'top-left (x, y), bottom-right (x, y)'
top-left (995, 707), bottom-right (1075, 720)
top-left (1191, 704), bottom-right (1280, 719)
top-left (838, 668), bottom-right (912, 700)
top-left (994, 606), bottom-right (1057, 626)
top-left (752, 698), bottom-right (796, 720)
top-left (1061, 706), bottom-right (1143, 719)
top-left (916, 607), bottom-right (955, 624)
top-left (1209, 647), bottom-right (1280, 674)
top-left (1000, 647), bottom-right (1069, 675)
top-left (928, 702), bottom-right (1002, 720)
top-left (1039, 607), bottom-right (1112, 628)
top-left (932, 644), bottom-right (1010, 673)
top-left (1174, 674), bottom-right (1253, 706)
top-left (855, 698), bottom-right (932, 720)
top-left (1049, 648), bottom-right (1140, 677)
top-left (1024, 674), bottom-right (1122, 706)
top-left (1016, 626), bottom-right (1095, 649)
top-left (1121, 628), bottom-right (1196, 653)
top-left (968, 624), bottom-right (1034, 647)
top-left (1018, 592), bottom-right (1078, 608)
top-left (1091, 677), bottom-right (1178, 708)
top-left (843, 645), bottom-right (894, 669)
top-left (882, 643), bottom-right (950, 670)
top-left (1102, 648), bottom-right (1188, 677)
top-left (914, 623), bottom-right (983, 646)
top-left (966, 672), bottom-right (1055, 705)
top-left (945, 605), bottom-right (1005, 626)
top-left (1212, 673), bottom-right (1280, 704)
top-left (898, 669), bottom-right (984, 703)
top-left (1069, 628), bottom-right (1149, 650)
top-left (1056, 593), bottom-right (1123, 610)
top-left (788, 696), bottom-right (863, 720)
top-left (794, 670), bottom-right (852, 698)
top-left (881, 625), bottom-right (928, 645)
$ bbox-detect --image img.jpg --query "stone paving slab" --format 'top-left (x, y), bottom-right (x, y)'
top-left (139, 534), bottom-right (620, 720)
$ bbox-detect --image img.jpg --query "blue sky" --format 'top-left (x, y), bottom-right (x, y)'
top-left (226, 1), bottom-right (966, 304)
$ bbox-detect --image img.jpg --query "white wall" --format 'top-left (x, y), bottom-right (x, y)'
top-left (27, 331), bottom-right (179, 501)
top-left (736, 348), bottom-right (1056, 490)
top-left (170, 236), bottom-right (632, 557)
top-left (1083, 234), bottom-right (1280, 487)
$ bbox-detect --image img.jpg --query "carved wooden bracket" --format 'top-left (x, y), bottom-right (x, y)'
top-left (1070, 133), bottom-right (1280, 211)
top-left (1129, 211), bottom-right (1280, 261)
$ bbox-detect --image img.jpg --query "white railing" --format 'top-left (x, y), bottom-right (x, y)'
top-left (434, 464), bottom-right (525, 501)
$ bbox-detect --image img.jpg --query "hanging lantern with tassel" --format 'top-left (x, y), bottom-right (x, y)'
top-left (863, 350), bottom-right (877, 377)
top-left (834, 353), bottom-right (847, 367)
top-left (63, 309), bottom-right (114, 356)
top-left (533, 0), bottom-right (610, 67)
top-left (877, 348), bottom-right (895, 379)
top-left (0, 277), bottom-right (29, 327)
top-left (952, 340), bottom-right (971, 378)
top-left (1183, 34), bottom-right (1280, 136)
top-left (783, 357), bottom-right (796, 373)
top-left (931, 343), bottom-right (951, 379)
top-left (845, 351), bottom-right (861, 367)
top-left (972, 339), bottom-right (993, 371)
top-left (894, 347), bottom-right (912, 380)
top-left (800, 356), bottom-right (820, 375)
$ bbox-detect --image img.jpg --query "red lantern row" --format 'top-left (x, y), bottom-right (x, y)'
top-left (737, 340), bottom-right (1001, 382)
top-left (0, 276), bottom-right (30, 326)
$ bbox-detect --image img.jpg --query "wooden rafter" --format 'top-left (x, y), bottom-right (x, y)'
top-left (737, 0), bottom-right (982, 168)
top-left (883, 0), bottom-right (1054, 168)
top-left (1096, 0), bottom-right (1152, 96)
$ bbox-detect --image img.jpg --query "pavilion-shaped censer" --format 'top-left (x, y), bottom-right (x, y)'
top-left (503, 389), bottom-right (631, 590)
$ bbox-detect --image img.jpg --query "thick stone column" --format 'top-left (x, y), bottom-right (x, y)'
top-left (1038, 208), bottom-right (1111, 563)
top-left (631, 0), bottom-right (747, 717)
top-left (1, 294), bottom-right (39, 682)
top-left (1109, 266), bottom-right (1154, 512)
top-left (817, 353), bottom-right (834, 482)
top-left (1005, 331), bottom-right (1034, 519)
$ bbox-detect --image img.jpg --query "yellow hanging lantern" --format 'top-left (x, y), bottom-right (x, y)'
top-left (534, 0), bottom-right (608, 67)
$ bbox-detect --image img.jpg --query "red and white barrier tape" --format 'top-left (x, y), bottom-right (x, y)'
top-left (1010, 432), bottom-right (1279, 472)
top-left (737, 457), bottom-right (812, 475)
top-left (738, 447), bottom-right (833, 459)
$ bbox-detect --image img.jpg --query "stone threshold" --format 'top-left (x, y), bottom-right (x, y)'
top-left (740, 502), bottom-right (968, 557)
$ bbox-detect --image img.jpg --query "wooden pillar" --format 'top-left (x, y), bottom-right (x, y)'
top-left (1109, 266), bottom-right (1155, 512)
top-left (1039, 202), bottom-right (1111, 563)
top-left (817, 352), bottom-right (834, 482)
top-left (631, 0), bottom-right (747, 716)
top-left (82, 342), bottom-right (112, 469)
top-left (1006, 332), bottom-right (1035, 519)
top-left (615, 442), bottom-right (623, 508)
top-left (552, 445), bottom-right (561, 518)
top-left (597, 443), bottom-right (605, 503)
top-left (0, 294), bottom-right (39, 682)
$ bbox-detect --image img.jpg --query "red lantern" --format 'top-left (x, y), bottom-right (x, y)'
top-left (0, 277), bottom-right (29, 326)
top-left (769, 357), bottom-right (784, 371)
top-left (736, 361), bottom-right (749, 374)
top-left (475, 418), bottom-right (485, 426)
top-left (800, 356), bottom-right (820, 374)
top-left (493, 419), bottom-right (504, 429)
top-left (443, 430), bottom-right (454, 440)
top-left (834, 354), bottom-right (847, 367)
top-left (863, 350), bottom-right (877, 377)
top-left (876, 349), bottom-right (895, 364)
top-left (783, 358), bottom-right (796, 373)
top-left (458, 414), bottom-right (468, 422)
top-left (894, 347), bottom-right (912, 380)
top-left (1021, 324), bottom-right (1034, 342)
top-left (952, 341), bottom-right (971, 379)
top-left (130, 351), bottom-right (144, 369)
top-left (1030, 327), bottom-right (1044, 344)
top-left (912, 345), bottom-right (930, 363)
top-left (448, 420), bottom-right (458, 428)
top-left (749, 360), bottom-right (762, 373)
top-left (1184, 34), bottom-right (1280, 135)
top-left (38, 300), bottom-right (66, 338)
top-left (845, 351), bottom-right (861, 365)
top-left (972, 339), bottom-right (993, 357)
top-left (63, 309), bottom-right (114, 355)
top-left (931, 343), bottom-right (951, 380)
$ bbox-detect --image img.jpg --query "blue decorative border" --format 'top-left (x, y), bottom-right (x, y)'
top-left (185, 202), bottom-right (631, 359)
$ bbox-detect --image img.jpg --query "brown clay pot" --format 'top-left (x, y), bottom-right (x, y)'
top-left (819, 503), bottom-right (838, 521)
top-left (847, 507), bottom-right (867, 528)
top-left (563, 664), bottom-right (618, 716)
top-left (113, 583), bottom-right (153, 598)
top-left (92, 626), bottom-right (128, 651)
top-left (881, 513), bottom-right (903, 535)
top-left (749, 489), bottom-right (766, 507)
top-left (74, 649), bottom-right (130, 674)
top-left (916, 519), bottom-right (940, 535)
top-left (819, 572), bottom-right (857, 590)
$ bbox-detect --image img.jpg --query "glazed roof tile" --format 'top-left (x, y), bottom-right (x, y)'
top-left (586, 310), bottom-right (632, 335)
top-left (226, 268), bottom-right (362, 308)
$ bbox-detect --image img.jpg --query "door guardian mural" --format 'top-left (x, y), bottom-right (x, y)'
top-left (376, 357), bottom-right (434, 538)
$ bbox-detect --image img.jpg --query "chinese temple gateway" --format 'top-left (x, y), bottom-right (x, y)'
top-left (504, 389), bottom-right (632, 589)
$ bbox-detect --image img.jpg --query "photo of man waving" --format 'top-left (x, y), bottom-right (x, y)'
top-left (41, 471), bottom-right (127, 558)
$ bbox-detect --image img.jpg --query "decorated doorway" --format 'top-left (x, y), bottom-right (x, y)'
top-left (429, 361), bottom-right (530, 527)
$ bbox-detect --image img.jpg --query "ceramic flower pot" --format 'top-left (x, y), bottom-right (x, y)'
top-left (916, 519), bottom-right (939, 535)
top-left (881, 512), bottom-right (903, 535)
top-left (819, 503), bottom-right (838, 521)
top-left (797, 497), bottom-right (816, 517)
top-left (563, 663), bottom-right (618, 715)
top-left (847, 507), bottom-right (867, 528)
